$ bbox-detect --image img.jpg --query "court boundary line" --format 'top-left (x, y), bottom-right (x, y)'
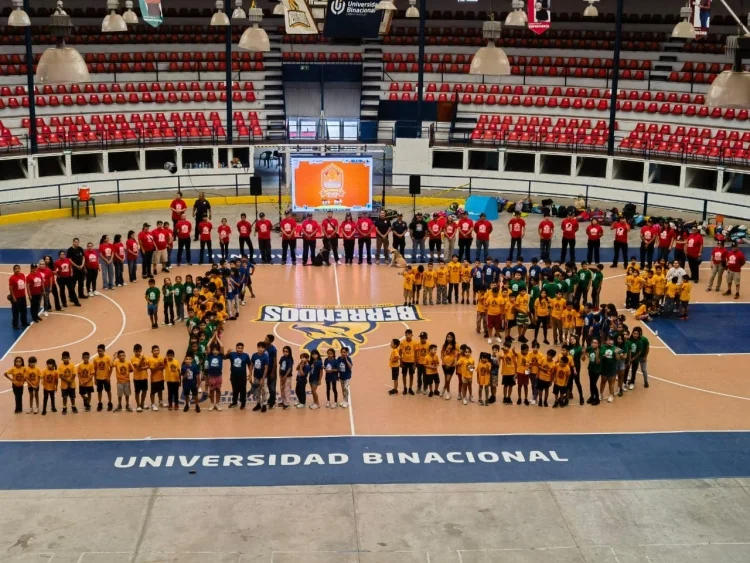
top-left (99, 292), bottom-right (127, 350)
top-left (13, 313), bottom-right (97, 354)
top-left (647, 375), bottom-right (750, 402)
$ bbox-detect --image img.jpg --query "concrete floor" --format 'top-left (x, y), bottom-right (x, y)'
top-left (1, 479), bottom-right (750, 562)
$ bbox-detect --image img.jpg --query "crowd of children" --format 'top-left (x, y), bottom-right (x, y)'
top-left (622, 257), bottom-right (693, 321)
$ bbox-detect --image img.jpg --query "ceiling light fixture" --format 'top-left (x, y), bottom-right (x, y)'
top-left (406, 0), bottom-right (419, 18)
top-left (210, 0), bottom-right (231, 26)
top-left (102, 0), bottom-right (128, 33)
top-left (8, 0), bottom-right (31, 26)
top-left (239, 1), bottom-right (270, 52)
top-left (672, 4), bottom-right (696, 40)
top-left (583, 0), bottom-right (599, 18)
top-left (505, 0), bottom-right (527, 28)
top-left (470, 13), bottom-right (510, 76)
top-left (122, 0), bottom-right (138, 24)
top-left (231, 0), bottom-right (246, 19)
top-left (36, 0), bottom-right (91, 85)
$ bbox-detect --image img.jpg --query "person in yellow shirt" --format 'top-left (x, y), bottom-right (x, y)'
top-left (447, 255), bottom-right (461, 304)
top-left (642, 270), bottom-right (655, 307)
top-left (415, 331), bottom-right (430, 394)
top-left (58, 351), bottom-right (78, 415)
top-left (4, 356), bottom-right (27, 414)
top-left (652, 267), bottom-right (667, 307)
top-left (422, 262), bottom-right (437, 306)
top-left (476, 352), bottom-right (492, 405)
top-left (41, 359), bottom-right (59, 416)
top-left (562, 303), bottom-right (578, 343)
top-left (528, 341), bottom-right (545, 405)
top-left (25, 356), bottom-right (41, 414)
top-left (113, 350), bottom-right (133, 412)
top-left (533, 290), bottom-right (551, 344)
top-left (131, 343), bottom-right (149, 412)
top-left (398, 328), bottom-right (416, 395)
top-left (456, 345), bottom-right (475, 405)
top-left (628, 267), bottom-right (644, 311)
top-left (553, 355), bottom-right (572, 408)
top-left (664, 275), bottom-right (681, 317)
top-left (440, 332), bottom-right (459, 400)
top-left (475, 288), bottom-right (488, 337)
top-left (500, 342), bottom-right (517, 404)
top-left (148, 345), bottom-right (166, 411)
top-left (435, 259), bottom-right (449, 304)
top-left (634, 303), bottom-right (651, 321)
top-left (550, 294), bottom-right (566, 345)
top-left (536, 349), bottom-right (557, 407)
top-left (515, 343), bottom-right (532, 405)
top-left (400, 265), bottom-right (415, 306)
top-left (76, 351), bottom-right (95, 412)
top-left (165, 349), bottom-right (182, 410)
top-left (503, 293), bottom-right (516, 341)
top-left (424, 344), bottom-right (441, 397)
top-left (413, 265), bottom-right (424, 304)
top-left (484, 285), bottom-right (506, 344)
top-left (459, 259), bottom-right (472, 304)
top-left (514, 287), bottom-right (531, 343)
top-left (679, 274), bottom-right (692, 319)
top-left (93, 343), bottom-right (113, 412)
top-left (388, 339), bottom-right (401, 395)
top-left (575, 303), bottom-right (586, 339)
top-left (628, 257), bottom-right (640, 274)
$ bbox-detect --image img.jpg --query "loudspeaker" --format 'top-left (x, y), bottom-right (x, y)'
top-left (250, 175), bottom-right (262, 196)
top-left (409, 175), bottom-right (421, 195)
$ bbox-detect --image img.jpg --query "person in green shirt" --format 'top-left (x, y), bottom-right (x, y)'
top-left (575, 262), bottom-right (593, 306)
top-left (583, 337), bottom-right (603, 405)
top-left (599, 334), bottom-right (618, 403)
top-left (509, 271), bottom-right (527, 297)
top-left (173, 276), bottom-right (185, 322)
top-left (145, 277), bottom-right (161, 329)
top-left (162, 278), bottom-right (174, 326)
top-left (631, 327), bottom-right (650, 389)
top-left (591, 264), bottom-right (604, 308)
top-left (564, 334), bottom-right (584, 405)
top-left (543, 276), bottom-right (559, 299)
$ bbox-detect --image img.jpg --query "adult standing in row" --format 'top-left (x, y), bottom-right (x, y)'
top-left (560, 211), bottom-right (579, 264)
top-left (341, 212), bottom-right (357, 264)
top-left (611, 216), bottom-right (630, 268)
top-left (457, 212), bottom-right (473, 262)
top-left (724, 241), bottom-right (746, 299)
top-left (444, 215), bottom-right (457, 259)
top-left (280, 210), bottom-right (298, 265)
top-left (54, 251), bottom-right (80, 307)
top-left (192, 192), bottom-right (211, 242)
top-left (374, 211), bottom-right (391, 264)
top-left (410, 212), bottom-right (427, 263)
top-left (255, 212), bottom-right (273, 264)
top-left (301, 213), bottom-right (319, 266)
top-left (639, 218), bottom-right (658, 269)
top-left (657, 220), bottom-right (675, 263)
top-left (427, 213), bottom-right (442, 262)
top-left (170, 191), bottom-right (187, 225)
top-left (66, 238), bottom-right (86, 300)
top-left (322, 211), bottom-right (340, 265)
top-left (26, 264), bottom-right (45, 323)
top-left (686, 226), bottom-right (704, 282)
top-left (237, 213), bottom-right (254, 259)
top-left (585, 218), bottom-right (603, 264)
top-left (138, 223), bottom-right (156, 278)
top-left (356, 213), bottom-right (374, 265)
top-left (8, 264), bottom-right (29, 329)
top-left (175, 213), bottom-right (193, 266)
top-left (98, 235), bottom-right (115, 291)
top-left (474, 213), bottom-right (493, 263)
top-left (508, 211), bottom-right (525, 262)
top-left (707, 240), bottom-right (727, 292)
top-left (538, 211), bottom-right (554, 263)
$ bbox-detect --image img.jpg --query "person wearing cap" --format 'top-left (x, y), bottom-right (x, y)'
top-left (301, 213), bottom-right (319, 266)
top-left (356, 213), bottom-right (374, 265)
top-left (474, 212), bottom-right (493, 263)
top-left (427, 213), bottom-right (443, 261)
top-left (192, 192), bottom-right (211, 242)
top-left (507, 211), bottom-right (525, 262)
top-left (639, 218), bottom-right (659, 270)
top-left (685, 226), bottom-right (704, 282)
top-left (26, 264), bottom-right (45, 324)
top-left (373, 210), bottom-right (391, 264)
top-left (707, 239), bottom-right (727, 292)
top-left (279, 210), bottom-right (298, 265)
top-left (322, 211), bottom-right (341, 265)
top-left (137, 224), bottom-right (156, 280)
top-left (340, 212), bottom-right (357, 264)
top-left (409, 212), bottom-right (428, 264)
top-left (538, 209), bottom-right (554, 263)
top-left (444, 215), bottom-right (457, 260)
top-left (560, 211), bottom-right (579, 264)
top-left (457, 211), bottom-right (474, 262)
top-left (391, 213), bottom-right (408, 258)
top-left (255, 212), bottom-right (274, 264)
top-left (724, 240), bottom-right (745, 299)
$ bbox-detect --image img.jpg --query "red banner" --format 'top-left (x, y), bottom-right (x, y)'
top-left (527, 0), bottom-right (551, 35)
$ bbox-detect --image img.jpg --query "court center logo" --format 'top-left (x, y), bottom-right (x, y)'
top-left (330, 0), bottom-right (346, 16)
top-left (257, 305), bottom-right (424, 355)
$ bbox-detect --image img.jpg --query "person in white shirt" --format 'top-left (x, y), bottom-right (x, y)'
top-left (666, 260), bottom-right (687, 283)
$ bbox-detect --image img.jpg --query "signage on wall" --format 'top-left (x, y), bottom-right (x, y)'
top-left (140, 0), bottom-right (163, 27)
top-left (282, 0), bottom-right (318, 35)
top-left (324, 0), bottom-right (382, 39)
top-left (527, 0), bottom-right (551, 35)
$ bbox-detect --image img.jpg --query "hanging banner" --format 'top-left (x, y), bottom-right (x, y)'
top-left (140, 0), bottom-right (163, 27)
top-left (324, 0), bottom-right (381, 39)
top-left (692, 0), bottom-right (711, 39)
top-left (282, 0), bottom-right (318, 35)
top-left (527, 0), bottom-right (551, 35)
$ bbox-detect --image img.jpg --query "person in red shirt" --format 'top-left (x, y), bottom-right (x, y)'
top-left (674, 230), bottom-right (687, 267)
top-left (279, 210), bottom-right (298, 265)
top-left (356, 213), bottom-right (374, 265)
top-left (537, 211), bottom-right (555, 263)
top-left (54, 250), bottom-right (80, 308)
top-left (197, 217), bottom-right (213, 265)
top-left (340, 212), bottom-right (357, 264)
top-left (611, 217), bottom-right (630, 268)
top-left (170, 191), bottom-right (187, 223)
top-left (427, 213), bottom-right (443, 261)
top-left (98, 234), bottom-right (115, 291)
top-left (443, 216), bottom-right (457, 259)
top-left (112, 234), bottom-right (126, 287)
top-left (507, 211), bottom-right (525, 262)
top-left (256, 212), bottom-right (274, 264)
top-left (322, 211), bottom-right (340, 265)
top-left (218, 218), bottom-right (232, 261)
top-left (301, 213), bottom-right (319, 266)
top-left (724, 241), bottom-right (746, 298)
top-left (175, 213), bottom-right (193, 266)
top-left (685, 226), bottom-right (704, 282)
top-left (8, 264), bottom-right (29, 329)
top-left (237, 212), bottom-right (254, 260)
top-left (585, 218), bottom-right (604, 264)
top-left (473, 212), bottom-right (493, 262)
top-left (560, 211), bottom-right (579, 264)
top-left (126, 230), bottom-right (140, 282)
top-left (83, 242), bottom-right (100, 296)
top-left (657, 219), bottom-right (675, 263)
top-left (639, 218), bottom-right (659, 269)
top-left (152, 221), bottom-right (170, 274)
top-left (457, 212), bottom-right (474, 262)
top-left (707, 240), bottom-right (728, 292)
top-left (37, 258), bottom-right (56, 316)
top-left (137, 223), bottom-right (156, 279)
top-left (25, 263), bottom-right (45, 323)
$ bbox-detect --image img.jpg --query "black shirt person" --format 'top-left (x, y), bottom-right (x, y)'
top-left (66, 238), bottom-right (87, 299)
top-left (192, 192), bottom-right (212, 241)
top-left (373, 211), bottom-right (392, 264)
top-left (391, 214), bottom-right (408, 256)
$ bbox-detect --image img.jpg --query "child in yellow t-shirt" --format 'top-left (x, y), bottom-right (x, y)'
top-left (422, 263), bottom-right (437, 306)
top-left (4, 356), bottom-right (27, 414)
top-left (562, 303), bottom-right (578, 343)
top-left (553, 355), bottom-right (572, 408)
top-left (476, 352), bottom-right (492, 406)
top-left (475, 288), bottom-right (488, 337)
top-left (503, 293), bottom-right (516, 340)
top-left (456, 346), bottom-right (475, 405)
top-left (529, 341), bottom-right (545, 405)
top-left (424, 344), bottom-right (441, 397)
top-left (25, 356), bottom-right (42, 414)
top-left (634, 303), bottom-right (651, 321)
top-left (516, 343), bottom-right (532, 405)
top-left (41, 359), bottom-right (59, 415)
top-left (652, 268), bottom-right (667, 307)
top-left (550, 295), bottom-right (566, 345)
top-left (664, 275), bottom-right (681, 317)
top-left (459, 260), bottom-right (472, 304)
top-left (436, 259), bottom-right (449, 305)
top-left (500, 343), bottom-right (517, 404)
top-left (400, 266), bottom-right (415, 306)
top-left (679, 274), bottom-right (692, 319)
top-left (447, 257), bottom-right (461, 304)
top-left (628, 268), bottom-right (644, 311)
top-left (388, 339), bottom-right (401, 395)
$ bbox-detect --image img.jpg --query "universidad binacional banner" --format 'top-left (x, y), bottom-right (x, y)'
top-left (527, 0), bottom-right (551, 35)
top-left (324, 0), bottom-right (382, 39)
top-left (290, 156), bottom-right (373, 213)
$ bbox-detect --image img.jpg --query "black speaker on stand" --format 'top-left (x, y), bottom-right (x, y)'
top-left (409, 175), bottom-right (421, 217)
top-left (250, 175), bottom-right (262, 219)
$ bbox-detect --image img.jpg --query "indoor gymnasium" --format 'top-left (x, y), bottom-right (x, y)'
top-left (1, 0), bottom-right (750, 562)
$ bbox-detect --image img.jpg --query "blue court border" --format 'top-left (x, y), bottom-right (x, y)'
top-left (2, 432), bottom-right (750, 490)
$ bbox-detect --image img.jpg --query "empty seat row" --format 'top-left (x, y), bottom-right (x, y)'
top-left (281, 52), bottom-right (362, 62)
top-left (385, 62), bottom-right (647, 79)
top-left (384, 52), bottom-right (651, 70)
top-left (0, 91), bottom-right (258, 109)
top-left (1, 81), bottom-right (256, 97)
top-left (0, 62), bottom-right (265, 75)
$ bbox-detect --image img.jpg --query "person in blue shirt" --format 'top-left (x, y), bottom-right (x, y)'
top-left (482, 257), bottom-right (497, 289)
top-left (323, 348), bottom-right (339, 408)
top-left (278, 345), bottom-right (294, 409)
top-left (180, 353), bottom-right (201, 413)
top-left (501, 259), bottom-right (514, 281)
top-left (295, 352), bottom-right (310, 409)
top-left (528, 257), bottom-right (542, 285)
top-left (249, 341), bottom-right (269, 412)
top-left (471, 259), bottom-right (484, 304)
top-left (225, 342), bottom-right (251, 409)
top-left (512, 257), bottom-right (528, 282)
top-left (264, 334), bottom-right (279, 408)
top-left (226, 268), bottom-right (240, 320)
top-left (338, 346), bottom-right (353, 408)
top-left (540, 260), bottom-right (553, 282)
top-left (241, 257), bottom-right (255, 300)
top-left (205, 338), bottom-right (224, 411)
top-left (308, 349), bottom-right (323, 410)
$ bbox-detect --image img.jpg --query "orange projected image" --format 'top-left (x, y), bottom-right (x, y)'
top-left (291, 157), bottom-right (373, 212)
